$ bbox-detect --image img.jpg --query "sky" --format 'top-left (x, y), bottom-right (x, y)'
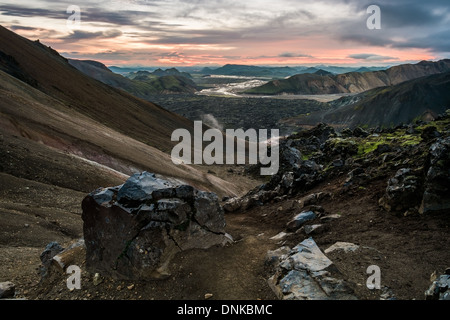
top-left (0, 0), bottom-right (449, 67)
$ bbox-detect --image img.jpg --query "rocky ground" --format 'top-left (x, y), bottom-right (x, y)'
top-left (1, 113), bottom-right (450, 301)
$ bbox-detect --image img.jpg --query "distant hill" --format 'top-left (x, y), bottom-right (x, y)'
top-left (200, 64), bottom-right (302, 78)
top-left (293, 72), bottom-right (450, 128)
top-left (245, 59), bottom-right (450, 95)
top-left (126, 69), bottom-right (198, 94)
top-left (314, 69), bottom-right (334, 76)
top-left (69, 59), bottom-right (198, 95)
top-left (150, 67), bottom-right (193, 79)
top-left (200, 64), bottom-right (388, 78)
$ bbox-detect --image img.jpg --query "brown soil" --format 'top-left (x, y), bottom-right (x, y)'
top-left (2, 163), bottom-right (449, 301)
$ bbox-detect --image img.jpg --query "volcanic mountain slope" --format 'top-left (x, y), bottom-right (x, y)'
top-left (288, 72), bottom-right (450, 129)
top-left (0, 25), bottom-right (252, 197)
top-left (245, 59), bottom-right (450, 95)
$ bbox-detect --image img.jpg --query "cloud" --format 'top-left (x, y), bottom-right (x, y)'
top-left (348, 53), bottom-right (397, 61)
top-left (60, 29), bottom-right (123, 41)
top-left (2, 0), bottom-right (449, 65)
top-left (279, 52), bottom-right (313, 58)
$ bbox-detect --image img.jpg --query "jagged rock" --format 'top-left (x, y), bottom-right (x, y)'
top-left (374, 143), bottom-right (391, 155)
top-left (82, 172), bottom-right (230, 280)
top-left (40, 242), bottom-right (64, 269)
top-left (425, 274), bottom-right (450, 300)
top-left (280, 172), bottom-right (294, 189)
top-left (332, 159), bottom-right (344, 167)
top-left (325, 242), bottom-right (360, 254)
top-left (0, 282), bottom-right (15, 299)
top-left (304, 224), bottom-right (323, 235)
top-left (320, 213), bottom-right (341, 222)
top-left (280, 145), bottom-right (302, 170)
top-left (344, 167), bottom-right (368, 186)
top-left (286, 211), bottom-right (317, 231)
top-left (352, 127), bottom-right (369, 138)
top-left (299, 192), bottom-right (331, 207)
top-left (268, 238), bottom-right (356, 300)
top-left (420, 137), bottom-right (450, 214)
top-left (265, 246), bottom-right (291, 267)
top-left (270, 232), bottom-right (290, 241)
top-left (379, 168), bottom-right (422, 213)
top-left (421, 125), bottom-right (441, 141)
top-left (323, 138), bottom-right (358, 158)
top-left (293, 123), bottom-right (336, 144)
top-left (222, 197), bottom-right (242, 212)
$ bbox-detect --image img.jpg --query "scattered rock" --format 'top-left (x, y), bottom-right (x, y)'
top-left (93, 273), bottom-right (103, 286)
top-left (0, 282), bottom-right (15, 299)
top-left (378, 168), bottom-right (422, 213)
top-left (40, 242), bottom-right (64, 270)
top-left (268, 238), bottom-right (356, 300)
top-left (286, 211), bottom-right (317, 231)
top-left (332, 159), bottom-right (344, 167)
top-left (222, 197), bottom-right (242, 212)
top-left (204, 293), bottom-right (213, 299)
top-left (270, 232), bottom-right (290, 241)
top-left (420, 136), bottom-right (450, 214)
top-left (304, 224), bottom-right (323, 235)
top-left (425, 274), bottom-right (450, 300)
top-left (320, 213), bottom-right (341, 222)
top-left (352, 127), bottom-right (369, 138)
top-left (82, 172), bottom-right (230, 280)
top-left (325, 242), bottom-right (360, 254)
top-left (299, 192), bottom-right (331, 207)
top-left (421, 125), bottom-right (441, 141)
top-left (265, 246), bottom-right (291, 268)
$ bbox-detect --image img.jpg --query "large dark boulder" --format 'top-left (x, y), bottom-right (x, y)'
top-left (82, 172), bottom-right (230, 280)
top-left (378, 168), bottom-right (423, 213)
top-left (420, 137), bottom-right (450, 214)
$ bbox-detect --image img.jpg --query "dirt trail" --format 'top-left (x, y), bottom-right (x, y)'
top-left (2, 168), bottom-right (449, 300)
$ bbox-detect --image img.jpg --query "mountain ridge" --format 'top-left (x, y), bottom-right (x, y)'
top-left (245, 59), bottom-right (450, 95)
top-left (286, 71), bottom-right (450, 129)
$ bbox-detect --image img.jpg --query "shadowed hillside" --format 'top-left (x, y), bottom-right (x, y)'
top-left (288, 72), bottom-right (450, 129)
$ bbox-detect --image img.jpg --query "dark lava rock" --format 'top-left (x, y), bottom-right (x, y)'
top-left (379, 168), bottom-right (423, 213)
top-left (420, 137), bottom-right (450, 214)
top-left (82, 172), bottom-right (230, 280)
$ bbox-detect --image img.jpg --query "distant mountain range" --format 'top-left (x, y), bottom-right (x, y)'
top-left (245, 59), bottom-right (450, 95)
top-left (291, 71), bottom-right (450, 128)
top-left (69, 59), bottom-right (198, 96)
top-left (199, 64), bottom-right (387, 78)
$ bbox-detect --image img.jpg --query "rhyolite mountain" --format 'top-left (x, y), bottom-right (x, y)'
top-left (290, 72), bottom-right (450, 129)
top-left (245, 59), bottom-right (450, 95)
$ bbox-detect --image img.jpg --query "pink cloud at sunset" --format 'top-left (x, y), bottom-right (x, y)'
top-left (0, 0), bottom-right (448, 67)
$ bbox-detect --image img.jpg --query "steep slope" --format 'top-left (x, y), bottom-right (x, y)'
top-left (246, 59), bottom-right (450, 95)
top-left (0, 26), bottom-right (192, 153)
top-left (291, 72), bottom-right (450, 128)
top-left (67, 59), bottom-right (157, 100)
top-left (0, 26), bottom-right (250, 197)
